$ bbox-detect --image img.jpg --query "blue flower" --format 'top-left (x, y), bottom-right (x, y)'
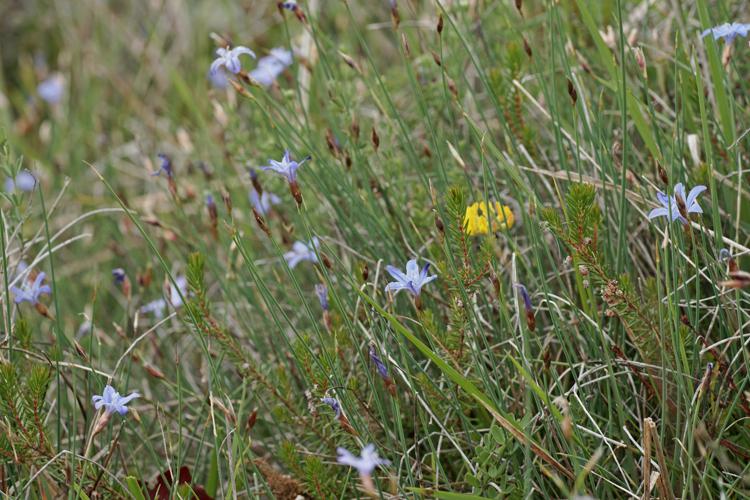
top-left (320, 397), bottom-right (341, 418)
top-left (514, 283), bottom-right (533, 312)
top-left (92, 385), bottom-right (140, 416)
top-left (278, 0), bottom-right (308, 22)
top-left (384, 259), bottom-right (437, 297)
top-left (151, 154), bottom-right (173, 178)
top-left (261, 150), bottom-right (310, 183)
top-left (514, 283), bottom-right (537, 331)
top-left (140, 275), bottom-right (188, 318)
top-left (648, 183), bottom-right (706, 224)
top-left (210, 45), bottom-right (256, 75)
top-left (249, 188), bottom-right (281, 216)
top-left (647, 190), bottom-right (682, 223)
top-left (369, 345), bottom-right (388, 379)
top-left (4, 171), bottom-right (37, 193)
top-left (284, 237), bottom-right (319, 268)
top-left (337, 444), bottom-right (390, 477)
top-left (675, 183), bottom-right (706, 215)
top-left (140, 298), bottom-right (167, 318)
top-left (701, 23), bottom-right (750, 43)
top-left (112, 268), bottom-right (127, 284)
top-left (37, 74), bottom-right (65, 104)
top-left (11, 272), bottom-right (52, 305)
top-left (315, 283), bottom-right (329, 311)
top-left (207, 69), bottom-right (229, 89)
top-left (249, 48), bottom-right (293, 87)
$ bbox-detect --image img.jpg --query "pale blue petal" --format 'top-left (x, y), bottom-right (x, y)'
top-left (384, 265), bottom-right (405, 281)
top-left (656, 191), bottom-right (670, 207)
top-left (10, 287), bottom-right (27, 303)
top-left (285, 252), bottom-right (303, 268)
top-left (648, 207), bottom-right (668, 220)
top-left (337, 448), bottom-right (359, 468)
top-left (102, 385), bottom-right (116, 402)
top-left (421, 275), bottom-right (438, 286)
top-left (687, 185), bottom-right (707, 207)
top-left (118, 392), bottom-right (140, 405)
top-left (15, 171), bottom-right (36, 191)
top-left (673, 183), bottom-right (686, 202)
top-left (385, 281), bottom-right (407, 293)
top-left (232, 46), bottom-right (256, 59)
top-left (33, 272), bottom-right (46, 289)
top-left (226, 57), bottom-right (241, 74)
top-left (405, 259), bottom-right (418, 277)
top-left (249, 66), bottom-right (277, 87)
top-left (419, 262), bottom-right (431, 280)
top-left (209, 58), bottom-right (224, 75)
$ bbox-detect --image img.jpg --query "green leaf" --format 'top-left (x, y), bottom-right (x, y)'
top-left (125, 477), bottom-right (146, 500)
top-left (490, 425), bottom-right (505, 446)
top-left (205, 449), bottom-right (219, 498)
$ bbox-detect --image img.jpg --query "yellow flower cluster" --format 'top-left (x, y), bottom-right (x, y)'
top-left (463, 201), bottom-right (514, 236)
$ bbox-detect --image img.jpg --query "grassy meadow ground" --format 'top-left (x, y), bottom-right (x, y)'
top-left (2, 0), bottom-right (750, 498)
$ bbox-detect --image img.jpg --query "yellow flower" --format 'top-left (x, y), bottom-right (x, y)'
top-left (463, 201), bottom-right (514, 236)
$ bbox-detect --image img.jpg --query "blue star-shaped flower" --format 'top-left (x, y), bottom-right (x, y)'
top-left (261, 150), bottom-right (310, 183)
top-left (11, 272), bottom-right (52, 306)
top-left (648, 183), bottom-right (706, 224)
top-left (701, 23), bottom-right (750, 43)
top-left (92, 385), bottom-right (140, 416)
top-left (284, 238), bottom-right (319, 268)
top-left (151, 154), bottom-right (173, 178)
top-left (249, 48), bottom-right (293, 87)
top-left (384, 258), bottom-right (437, 297)
top-left (337, 444), bottom-right (390, 477)
top-left (210, 45), bottom-right (256, 75)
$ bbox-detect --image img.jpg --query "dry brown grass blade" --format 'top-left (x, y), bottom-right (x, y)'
top-left (642, 418), bottom-right (653, 500)
top-left (644, 418), bottom-right (674, 500)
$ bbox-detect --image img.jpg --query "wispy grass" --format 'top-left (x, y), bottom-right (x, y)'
top-left (1, 0), bottom-right (750, 498)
